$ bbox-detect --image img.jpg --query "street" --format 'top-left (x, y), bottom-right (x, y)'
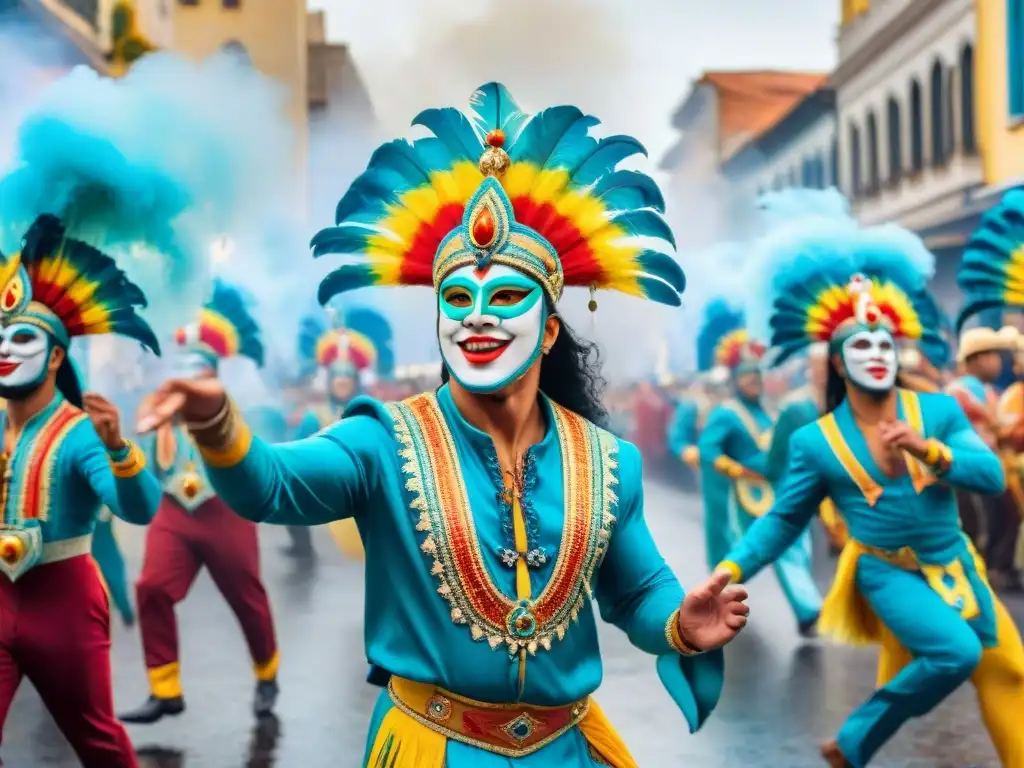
top-left (3, 478), bottom-right (1017, 767)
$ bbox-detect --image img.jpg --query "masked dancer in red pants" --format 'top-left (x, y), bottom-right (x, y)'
top-left (120, 280), bottom-right (279, 725)
top-left (0, 215), bottom-right (163, 767)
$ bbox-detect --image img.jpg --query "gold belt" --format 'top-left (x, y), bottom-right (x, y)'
top-left (857, 541), bottom-right (918, 571)
top-left (387, 676), bottom-right (588, 757)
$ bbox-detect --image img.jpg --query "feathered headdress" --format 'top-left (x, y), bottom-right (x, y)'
top-left (297, 307), bottom-right (377, 380)
top-left (956, 189), bottom-right (1024, 331)
top-left (696, 300), bottom-right (756, 372)
top-left (342, 306), bottom-right (394, 379)
top-left (175, 280), bottom-right (264, 367)
top-left (759, 217), bottom-right (936, 365)
top-left (311, 82), bottom-right (683, 310)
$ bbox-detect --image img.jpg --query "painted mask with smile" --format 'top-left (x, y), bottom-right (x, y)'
top-left (438, 263), bottom-right (546, 393)
top-left (0, 323), bottom-right (54, 400)
top-left (840, 327), bottom-right (898, 393)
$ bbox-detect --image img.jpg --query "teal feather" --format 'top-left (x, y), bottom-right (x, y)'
top-left (297, 312), bottom-right (328, 377)
top-left (510, 106), bottom-right (588, 167)
top-left (637, 276), bottom-right (682, 306)
top-left (411, 107), bottom-right (482, 162)
top-left (592, 170), bottom-right (665, 212)
top-left (207, 280), bottom-right (263, 366)
top-left (317, 265), bottom-right (378, 305)
top-left (696, 300), bottom-right (744, 372)
top-left (956, 189), bottom-right (1024, 330)
top-left (310, 226), bottom-right (375, 258)
top-left (469, 83), bottom-right (528, 141)
top-left (637, 250), bottom-right (684, 291)
top-left (568, 135), bottom-right (647, 187)
top-left (609, 209), bottom-right (676, 248)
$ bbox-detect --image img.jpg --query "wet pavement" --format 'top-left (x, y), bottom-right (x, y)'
top-left (3, 478), bottom-right (1019, 767)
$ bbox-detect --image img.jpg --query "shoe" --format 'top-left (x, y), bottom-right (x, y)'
top-left (279, 543), bottom-right (315, 560)
top-left (253, 679), bottom-right (279, 718)
top-left (119, 695), bottom-right (185, 724)
top-left (820, 740), bottom-right (852, 767)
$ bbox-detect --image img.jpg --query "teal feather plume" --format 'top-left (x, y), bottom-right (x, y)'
top-left (956, 189), bottom-right (1024, 331)
top-left (697, 300), bottom-right (744, 372)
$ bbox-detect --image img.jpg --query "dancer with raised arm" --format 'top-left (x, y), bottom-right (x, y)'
top-left (139, 82), bottom-right (748, 767)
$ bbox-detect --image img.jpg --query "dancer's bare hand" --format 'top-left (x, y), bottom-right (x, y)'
top-left (136, 378), bottom-right (227, 433)
top-left (878, 420), bottom-right (928, 459)
top-left (677, 570), bottom-right (749, 651)
top-left (83, 392), bottom-right (125, 451)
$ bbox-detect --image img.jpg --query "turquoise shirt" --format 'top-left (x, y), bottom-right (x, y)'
top-left (246, 405), bottom-right (290, 444)
top-left (765, 387), bottom-right (820, 483)
top-left (200, 384), bottom-right (722, 733)
top-left (728, 392), bottom-right (1004, 567)
top-left (138, 426), bottom-right (216, 512)
top-left (0, 392), bottom-right (159, 567)
top-left (291, 403), bottom-right (339, 441)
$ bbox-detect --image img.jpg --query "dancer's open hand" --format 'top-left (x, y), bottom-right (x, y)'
top-left (677, 570), bottom-right (749, 651)
top-left (135, 378), bottom-right (227, 434)
top-left (83, 392), bottom-right (124, 451)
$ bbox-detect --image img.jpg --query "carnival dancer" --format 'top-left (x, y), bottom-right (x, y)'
top-left (138, 82), bottom-right (748, 767)
top-left (120, 281), bottom-right (280, 725)
top-left (695, 303), bottom-right (823, 636)
top-left (718, 224), bottom-right (1024, 767)
top-left (290, 305), bottom-right (384, 561)
top-left (0, 215), bottom-right (163, 766)
top-left (766, 345), bottom-right (849, 555)
top-left (667, 375), bottom-right (719, 476)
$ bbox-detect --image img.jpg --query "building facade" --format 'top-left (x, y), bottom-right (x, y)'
top-left (975, 0), bottom-right (1024, 190)
top-left (832, 0), bottom-right (979, 311)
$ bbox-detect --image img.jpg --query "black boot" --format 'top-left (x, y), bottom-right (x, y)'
top-left (253, 679), bottom-right (279, 718)
top-left (281, 527), bottom-right (314, 559)
top-left (798, 615), bottom-right (820, 639)
top-left (119, 695), bottom-right (185, 724)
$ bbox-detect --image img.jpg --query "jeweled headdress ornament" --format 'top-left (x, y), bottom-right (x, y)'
top-left (311, 82), bottom-right (684, 308)
top-left (956, 188), bottom-right (1024, 331)
top-left (175, 280), bottom-right (264, 368)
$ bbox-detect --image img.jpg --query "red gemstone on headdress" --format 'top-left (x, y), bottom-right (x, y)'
top-left (865, 307), bottom-right (879, 324)
top-left (1, 290), bottom-right (13, 311)
top-left (472, 207), bottom-right (496, 248)
top-left (174, 328), bottom-right (186, 346)
top-left (486, 129), bottom-right (506, 148)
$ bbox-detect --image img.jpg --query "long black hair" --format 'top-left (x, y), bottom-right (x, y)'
top-left (825, 354), bottom-right (847, 413)
top-left (439, 312), bottom-right (609, 428)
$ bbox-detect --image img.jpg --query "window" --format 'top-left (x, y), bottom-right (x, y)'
top-left (849, 122), bottom-right (862, 197)
top-left (222, 40), bottom-right (251, 65)
top-left (930, 60), bottom-right (947, 166)
top-left (830, 139), bottom-right (839, 188)
top-left (788, 167), bottom-right (798, 187)
top-left (812, 153), bottom-right (826, 188)
top-left (910, 79), bottom-right (924, 171)
top-left (886, 96), bottom-right (902, 182)
top-left (801, 157), bottom-right (813, 187)
top-left (223, 0), bottom-right (241, 7)
top-left (961, 44), bottom-right (976, 152)
top-left (946, 71), bottom-right (957, 154)
top-left (1010, 0), bottom-right (1024, 118)
top-left (179, 0), bottom-right (199, 5)
top-left (866, 111), bottom-right (880, 193)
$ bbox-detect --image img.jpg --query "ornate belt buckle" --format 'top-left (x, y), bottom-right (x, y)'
top-left (0, 526), bottom-right (42, 582)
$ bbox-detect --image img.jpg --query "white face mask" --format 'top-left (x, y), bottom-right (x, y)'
top-left (841, 328), bottom-right (898, 393)
top-left (437, 263), bottom-right (546, 393)
top-left (0, 323), bottom-right (51, 396)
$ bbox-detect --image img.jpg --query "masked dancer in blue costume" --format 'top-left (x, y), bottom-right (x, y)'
top-left (695, 300), bottom-right (823, 636)
top-left (122, 281), bottom-right (280, 725)
top-left (138, 82), bottom-right (749, 767)
top-left (717, 218), bottom-right (1024, 767)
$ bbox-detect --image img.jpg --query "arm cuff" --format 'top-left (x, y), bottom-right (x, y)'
top-left (712, 456), bottom-right (743, 478)
top-left (665, 608), bottom-right (704, 656)
top-left (109, 440), bottom-right (147, 479)
top-left (717, 560), bottom-right (743, 583)
top-left (187, 398), bottom-right (253, 469)
top-left (924, 439), bottom-right (953, 476)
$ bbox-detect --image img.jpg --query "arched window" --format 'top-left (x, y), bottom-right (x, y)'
top-left (830, 138), bottom-right (839, 188)
top-left (866, 110), bottom-right (880, 193)
top-left (930, 60), bottom-right (947, 166)
top-left (849, 122), bottom-right (862, 197)
top-left (946, 70), bottom-right (957, 154)
top-left (961, 43), bottom-right (976, 154)
top-left (813, 153), bottom-right (826, 188)
top-left (886, 96), bottom-right (902, 182)
top-left (801, 157), bottom-right (812, 187)
top-left (788, 167), bottom-right (798, 187)
top-left (910, 79), bottom-right (924, 172)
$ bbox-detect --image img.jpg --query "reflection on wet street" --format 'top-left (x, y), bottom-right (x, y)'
top-left (3, 478), bottom-right (1016, 767)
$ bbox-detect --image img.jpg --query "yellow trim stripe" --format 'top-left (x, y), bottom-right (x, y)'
top-left (898, 389), bottom-right (935, 493)
top-left (254, 650), bottom-right (280, 681)
top-left (110, 440), bottom-right (147, 478)
top-left (148, 661), bottom-right (182, 699)
top-left (818, 413), bottom-right (883, 506)
top-left (196, 421), bottom-right (253, 469)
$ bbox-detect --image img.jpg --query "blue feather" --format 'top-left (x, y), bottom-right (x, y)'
top-left (696, 299), bottom-right (744, 372)
top-left (310, 225), bottom-right (375, 258)
top-left (636, 250), bottom-right (685, 292)
top-left (592, 170), bottom-right (665, 213)
top-left (510, 106), bottom-right (588, 168)
top-left (469, 83), bottom-right (528, 141)
top-left (317, 265), bottom-right (378, 304)
top-left (637, 276), bottom-right (682, 306)
top-left (569, 136), bottom-right (647, 187)
top-left (610, 209), bottom-right (676, 248)
top-left (957, 188), bottom-right (1024, 329)
top-left (411, 108), bottom-right (482, 163)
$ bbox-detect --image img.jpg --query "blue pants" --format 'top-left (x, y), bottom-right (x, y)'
top-left (837, 555), bottom-right (1004, 766)
top-left (772, 531), bottom-right (823, 628)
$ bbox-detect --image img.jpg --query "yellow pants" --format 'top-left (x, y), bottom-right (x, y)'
top-left (328, 518), bottom-right (365, 560)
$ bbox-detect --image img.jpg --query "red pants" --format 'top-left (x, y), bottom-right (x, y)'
top-left (0, 555), bottom-right (137, 767)
top-left (135, 496), bottom-right (278, 697)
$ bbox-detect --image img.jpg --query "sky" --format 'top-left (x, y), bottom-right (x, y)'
top-left (307, 0), bottom-right (840, 164)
